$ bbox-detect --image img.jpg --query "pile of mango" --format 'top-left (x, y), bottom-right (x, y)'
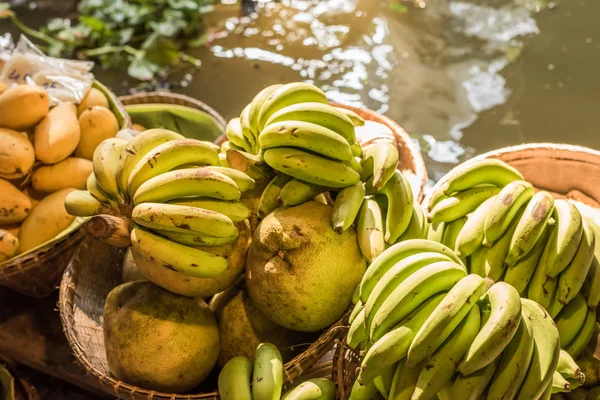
top-left (0, 84), bottom-right (120, 262)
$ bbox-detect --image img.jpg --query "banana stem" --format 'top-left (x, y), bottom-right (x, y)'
top-left (85, 214), bottom-right (131, 247)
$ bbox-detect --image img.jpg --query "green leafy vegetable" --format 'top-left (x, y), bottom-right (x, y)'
top-left (0, 0), bottom-right (214, 81)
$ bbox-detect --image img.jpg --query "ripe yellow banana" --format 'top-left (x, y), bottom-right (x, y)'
top-left (64, 190), bottom-right (111, 217)
top-left (240, 104), bottom-right (258, 154)
top-left (360, 142), bottom-right (399, 191)
top-left (449, 358), bottom-right (499, 400)
top-left (252, 343), bottom-right (283, 400)
top-left (154, 230), bottom-right (236, 247)
top-left (248, 84), bottom-right (283, 137)
top-left (127, 139), bottom-right (220, 196)
top-left (226, 117), bottom-right (253, 153)
top-left (459, 282), bottom-right (522, 375)
top-left (563, 308), bottom-right (596, 359)
top-left (93, 138), bottom-right (128, 199)
top-left (87, 173), bottom-right (118, 211)
top-left (379, 170), bottom-right (413, 244)
top-left (168, 198), bottom-right (250, 222)
top-left (554, 294), bottom-right (588, 351)
top-left (455, 195), bottom-right (497, 257)
top-left (545, 199), bottom-right (584, 277)
top-left (429, 186), bottom-right (501, 224)
top-left (331, 182), bottom-right (365, 234)
top-left (218, 356), bottom-right (253, 400)
top-left (201, 166), bottom-right (255, 192)
top-left (278, 179), bottom-right (328, 207)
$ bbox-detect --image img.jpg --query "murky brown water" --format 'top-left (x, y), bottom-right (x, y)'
top-left (3, 0), bottom-right (600, 182)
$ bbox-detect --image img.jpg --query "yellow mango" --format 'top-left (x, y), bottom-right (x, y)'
top-left (0, 84), bottom-right (49, 130)
top-left (0, 128), bottom-right (35, 179)
top-left (22, 186), bottom-right (45, 209)
top-left (34, 102), bottom-right (81, 164)
top-left (131, 123), bottom-right (146, 132)
top-left (19, 188), bottom-right (75, 253)
top-left (0, 179), bottom-right (32, 224)
top-left (32, 157), bottom-right (93, 193)
top-left (75, 106), bottom-right (119, 160)
top-left (0, 224), bottom-right (20, 237)
top-left (0, 229), bottom-right (19, 262)
top-left (77, 87), bottom-right (109, 116)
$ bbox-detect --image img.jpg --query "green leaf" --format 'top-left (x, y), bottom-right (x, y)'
top-left (46, 17), bottom-right (67, 31)
top-left (118, 27), bottom-right (134, 44)
top-left (79, 15), bottom-right (105, 32)
top-left (389, 2), bottom-right (409, 13)
top-left (128, 56), bottom-right (160, 81)
top-left (145, 37), bottom-right (180, 66)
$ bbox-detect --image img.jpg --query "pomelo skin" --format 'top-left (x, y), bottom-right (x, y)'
top-left (104, 281), bottom-right (219, 393)
top-left (246, 201), bottom-right (366, 332)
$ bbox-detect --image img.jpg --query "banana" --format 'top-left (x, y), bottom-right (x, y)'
top-left (221, 139), bottom-right (244, 153)
top-left (359, 239), bottom-right (465, 302)
top-left (351, 142), bottom-right (363, 157)
top-left (356, 198), bottom-right (386, 262)
top-left (335, 107), bottom-right (365, 127)
top-left (412, 305), bottom-right (481, 400)
top-left (331, 182), bottom-right (366, 234)
top-left (459, 282), bottom-right (522, 375)
top-left (373, 364), bottom-right (395, 399)
top-left (93, 138), bottom-right (128, 199)
top-left (483, 209), bottom-right (523, 282)
top-left (504, 226), bottom-right (550, 294)
top-left (155, 230), bottom-right (236, 247)
top-left (380, 170), bottom-right (414, 243)
top-left (133, 168), bottom-right (241, 205)
top-left (248, 84), bottom-right (284, 136)
top-left (252, 343), bottom-right (283, 400)
top-left (258, 173), bottom-right (292, 218)
top-left (360, 142), bottom-right (399, 191)
top-left (200, 166), bottom-right (255, 192)
top-left (168, 198), bottom-right (250, 222)
top-left (87, 173), bottom-right (118, 211)
top-left (397, 203), bottom-right (426, 242)
top-left (469, 246), bottom-right (487, 277)
top-left (487, 313), bottom-right (535, 400)
top-left (262, 147), bottom-right (360, 188)
top-left (259, 120), bottom-right (353, 162)
top-left (226, 117), bottom-right (253, 153)
top-left (225, 148), bottom-right (273, 179)
top-left (563, 308), bottom-right (596, 359)
top-left (506, 191), bottom-right (555, 266)
top-left (557, 219), bottom-right (596, 304)
top-left (127, 139), bottom-right (220, 196)
top-left (441, 217), bottom-right (467, 251)
top-left (586, 256), bottom-right (600, 309)
top-left (240, 104), bottom-right (258, 154)
top-left (369, 260), bottom-right (467, 341)
top-left (427, 221), bottom-right (445, 243)
top-left (515, 298), bottom-right (561, 400)
top-left (357, 293), bottom-right (447, 385)
top-left (130, 227), bottom-right (228, 278)
top-left (281, 378), bottom-right (335, 400)
top-left (218, 356), bottom-right (253, 400)
top-left (552, 371), bottom-right (571, 394)
top-left (556, 349), bottom-right (585, 384)
top-left (528, 248), bottom-right (558, 309)
top-left (449, 358), bottom-right (499, 400)
top-left (483, 180), bottom-right (535, 246)
top-left (364, 252), bottom-right (454, 332)
top-left (348, 379), bottom-right (378, 400)
top-left (132, 203), bottom-right (237, 238)
top-left (555, 294), bottom-right (588, 346)
top-left (407, 274), bottom-right (486, 367)
top-left (64, 190), bottom-right (111, 216)
top-left (455, 195), bottom-right (498, 257)
top-left (347, 308), bottom-right (368, 349)
top-left (540, 382), bottom-right (552, 400)
top-left (545, 292), bottom-right (565, 319)
top-left (264, 102), bottom-right (356, 144)
top-left (116, 129), bottom-right (184, 202)
top-left (257, 83), bottom-right (328, 132)
top-left (429, 186), bottom-right (501, 224)
top-left (430, 158), bottom-right (523, 205)
top-left (388, 361), bottom-right (422, 400)
top-left (349, 301), bottom-right (365, 325)
top-left (278, 179), bottom-right (328, 207)
top-left (545, 199), bottom-right (584, 277)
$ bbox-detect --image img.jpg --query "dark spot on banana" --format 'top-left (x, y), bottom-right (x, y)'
top-left (178, 223), bottom-right (191, 230)
top-left (125, 149), bottom-right (135, 155)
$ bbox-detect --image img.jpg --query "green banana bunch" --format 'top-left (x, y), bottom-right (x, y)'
top-left (556, 349), bottom-right (586, 386)
top-left (360, 141), bottom-right (398, 191)
top-left (93, 137), bottom-right (128, 201)
top-left (454, 195), bottom-right (497, 257)
top-left (355, 197), bottom-right (386, 262)
top-left (277, 179), bottom-right (329, 207)
top-left (282, 378), bottom-right (335, 400)
top-left (544, 199), bottom-right (584, 277)
top-left (449, 358), bottom-right (499, 400)
top-left (64, 190), bottom-right (112, 217)
top-left (563, 307), bottom-right (597, 359)
top-left (331, 182), bottom-right (365, 234)
top-left (428, 186), bottom-right (501, 224)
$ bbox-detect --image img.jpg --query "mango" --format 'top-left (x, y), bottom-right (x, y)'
top-left (77, 87), bottom-right (109, 116)
top-left (0, 179), bottom-right (31, 224)
top-left (104, 281), bottom-right (219, 392)
top-left (0, 224), bottom-right (20, 237)
top-left (0, 128), bottom-right (35, 179)
top-left (34, 102), bottom-right (80, 164)
top-left (0, 84), bottom-right (49, 130)
top-left (131, 123), bottom-right (146, 132)
top-left (19, 188), bottom-right (75, 252)
top-left (32, 157), bottom-right (93, 192)
top-left (22, 186), bottom-right (46, 209)
top-left (0, 229), bottom-right (19, 262)
top-left (75, 106), bottom-right (119, 160)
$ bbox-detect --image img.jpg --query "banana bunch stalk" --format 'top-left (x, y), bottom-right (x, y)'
top-left (346, 238), bottom-right (575, 400)
top-left (424, 157), bottom-right (600, 362)
top-left (218, 342), bottom-right (335, 400)
top-left (65, 128), bottom-right (254, 282)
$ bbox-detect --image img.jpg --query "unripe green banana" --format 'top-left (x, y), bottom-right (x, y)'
top-left (555, 294), bottom-right (588, 353)
top-left (93, 138), bottom-right (128, 200)
top-left (587, 256), bottom-right (600, 309)
top-left (168, 198), bottom-right (250, 222)
top-left (282, 378), bottom-right (335, 400)
top-left (278, 179), bottom-right (328, 207)
top-left (528, 249), bottom-right (558, 309)
top-left (483, 180), bottom-right (535, 246)
top-left (545, 199), bottom-right (584, 277)
top-left (349, 301), bottom-right (364, 325)
top-left (563, 308), bottom-right (596, 359)
top-left (347, 308), bottom-right (368, 349)
top-left (330, 182), bottom-right (365, 234)
top-left (154, 230), bottom-right (236, 247)
top-left (240, 104), bottom-right (258, 154)
top-left (257, 83), bottom-right (328, 132)
top-left (557, 349), bottom-right (585, 384)
top-left (252, 343), bottom-right (283, 400)
top-left (218, 356), bottom-right (253, 400)
top-left (454, 195), bottom-right (497, 257)
top-left (201, 166), bottom-right (255, 192)
top-left (552, 371), bottom-right (571, 394)
top-left (64, 190), bottom-right (111, 217)
top-left (459, 282), bottom-right (522, 375)
top-left (116, 128), bottom-right (184, 202)
top-left (258, 173), bottom-right (292, 218)
top-left (483, 208), bottom-right (524, 282)
top-left (133, 168), bottom-right (241, 205)
top-left (441, 217), bottom-right (467, 251)
top-left (263, 147), bottom-right (360, 188)
top-left (468, 246), bottom-right (487, 277)
top-left (248, 84), bottom-right (284, 136)
top-left (426, 221), bottom-right (445, 243)
top-left (130, 227), bottom-right (228, 278)
top-left (506, 190), bottom-right (555, 266)
top-left (225, 117), bottom-right (253, 153)
top-left (221, 139), bottom-right (244, 153)
top-left (429, 186), bottom-right (501, 224)
top-left (335, 107), bottom-right (365, 127)
top-left (504, 225), bottom-right (550, 294)
top-left (356, 197), bottom-right (386, 263)
top-left (127, 139), bottom-right (220, 196)
top-left (396, 204), bottom-right (426, 242)
top-left (388, 360), bottom-right (422, 400)
top-left (449, 358), bottom-right (499, 400)
top-left (345, 156), bottom-right (362, 174)
top-left (360, 142), bottom-right (399, 191)
top-left (351, 142), bottom-right (363, 157)
top-left (379, 170), bottom-right (413, 244)
top-left (373, 365), bottom-right (395, 399)
top-left (348, 379), bottom-right (378, 400)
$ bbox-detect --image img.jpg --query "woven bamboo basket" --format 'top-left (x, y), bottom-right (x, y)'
top-left (0, 81), bottom-right (129, 297)
top-left (59, 95), bottom-right (426, 399)
top-left (334, 142), bottom-right (600, 399)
